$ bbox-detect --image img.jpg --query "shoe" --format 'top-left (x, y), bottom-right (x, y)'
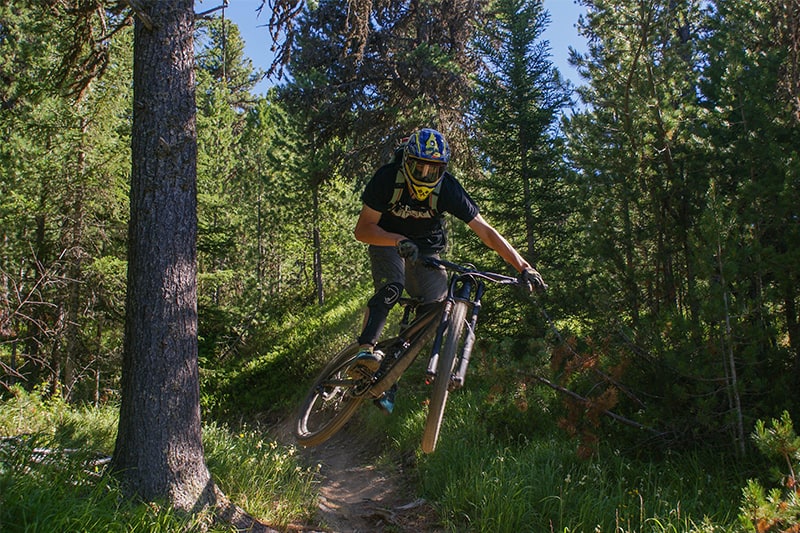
top-left (374, 384), bottom-right (397, 415)
top-left (347, 346), bottom-right (382, 379)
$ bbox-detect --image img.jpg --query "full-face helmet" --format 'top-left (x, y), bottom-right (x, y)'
top-left (402, 128), bottom-right (450, 200)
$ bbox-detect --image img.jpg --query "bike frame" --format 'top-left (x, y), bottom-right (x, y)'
top-left (368, 301), bottom-right (441, 398)
top-left (294, 256), bottom-right (524, 449)
top-left (366, 257), bottom-right (514, 398)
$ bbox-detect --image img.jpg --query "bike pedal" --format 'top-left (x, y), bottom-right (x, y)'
top-left (347, 352), bottom-right (382, 380)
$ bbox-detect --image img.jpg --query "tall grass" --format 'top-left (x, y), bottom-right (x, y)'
top-left (0, 386), bottom-right (317, 532)
top-left (203, 423), bottom-right (319, 527)
top-left (375, 385), bottom-right (745, 532)
top-left (0, 364), bottom-right (769, 533)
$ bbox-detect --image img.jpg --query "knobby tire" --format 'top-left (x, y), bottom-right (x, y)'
top-left (294, 343), bottom-right (365, 447)
top-left (421, 301), bottom-right (469, 453)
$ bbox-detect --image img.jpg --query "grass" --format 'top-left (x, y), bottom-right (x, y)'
top-left (0, 288), bottom-right (778, 532)
top-left (372, 380), bottom-right (747, 533)
top-left (0, 386), bottom-right (318, 532)
top-left (202, 284), bottom-right (372, 423)
top-left (203, 423), bottom-right (319, 527)
top-left (0, 370), bottom-right (765, 533)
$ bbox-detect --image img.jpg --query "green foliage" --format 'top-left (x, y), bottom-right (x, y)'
top-left (1, 445), bottom-right (196, 533)
top-left (4, 3), bottom-right (800, 530)
top-left (739, 412), bottom-right (800, 531)
top-left (0, 384), bottom-right (73, 437)
top-left (555, 0), bottom-right (800, 452)
top-left (467, 0), bottom-right (574, 363)
top-left (203, 423), bottom-right (319, 528)
top-left (372, 384), bottom-right (744, 532)
top-left (283, 0), bottom-right (480, 165)
top-left (326, 331), bottom-right (744, 530)
top-left (195, 16), bottom-right (263, 106)
top-left (0, 347), bottom-right (780, 533)
top-left (1, 4), bottom-right (132, 402)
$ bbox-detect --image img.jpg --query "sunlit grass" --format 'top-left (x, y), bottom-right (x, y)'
top-left (372, 385), bottom-right (744, 532)
top-left (0, 386), bottom-right (318, 532)
top-left (203, 423), bottom-right (319, 528)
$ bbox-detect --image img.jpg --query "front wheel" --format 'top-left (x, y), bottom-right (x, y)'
top-left (421, 301), bottom-right (469, 453)
top-left (294, 343), bottom-right (366, 447)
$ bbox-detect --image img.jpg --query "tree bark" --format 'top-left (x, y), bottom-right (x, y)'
top-left (110, 5), bottom-right (282, 529)
top-left (111, 0), bottom-right (211, 510)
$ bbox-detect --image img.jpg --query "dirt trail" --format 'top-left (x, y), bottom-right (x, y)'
top-left (280, 418), bottom-right (441, 533)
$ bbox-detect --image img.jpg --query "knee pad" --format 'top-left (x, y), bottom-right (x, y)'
top-left (367, 282), bottom-right (403, 314)
top-left (359, 282), bottom-right (404, 346)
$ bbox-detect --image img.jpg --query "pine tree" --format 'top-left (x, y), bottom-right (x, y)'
top-left (0, 3), bottom-right (131, 399)
top-left (471, 0), bottom-right (571, 268)
top-left (700, 0), bottom-right (800, 423)
top-left (110, 5), bottom-right (278, 529)
top-left (282, 0), bottom-right (484, 167)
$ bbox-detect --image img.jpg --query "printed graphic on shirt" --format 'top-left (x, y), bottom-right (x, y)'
top-left (388, 202), bottom-right (436, 220)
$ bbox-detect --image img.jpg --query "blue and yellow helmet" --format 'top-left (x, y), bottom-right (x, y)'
top-left (402, 128), bottom-right (450, 200)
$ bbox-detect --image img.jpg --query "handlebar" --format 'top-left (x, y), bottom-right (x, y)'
top-left (421, 256), bottom-right (522, 286)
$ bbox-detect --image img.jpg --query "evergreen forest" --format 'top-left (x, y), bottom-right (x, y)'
top-left (2, 0), bottom-right (800, 530)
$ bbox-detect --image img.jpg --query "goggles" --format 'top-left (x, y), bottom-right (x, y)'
top-left (405, 157), bottom-right (446, 185)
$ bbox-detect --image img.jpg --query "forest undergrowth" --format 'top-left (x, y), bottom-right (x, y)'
top-left (0, 371), bottom-right (791, 533)
top-left (3, 240), bottom-right (794, 531)
top-left (2, 290), bottom-right (799, 531)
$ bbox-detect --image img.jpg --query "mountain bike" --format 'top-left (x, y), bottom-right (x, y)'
top-left (294, 256), bottom-right (528, 453)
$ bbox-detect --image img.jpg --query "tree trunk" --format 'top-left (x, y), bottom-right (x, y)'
top-left (111, 0), bottom-right (211, 510)
top-left (110, 5), bottom-right (281, 529)
top-left (312, 181), bottom-right (324, 306)
top-left (61, 117), bottom-right (89, 402)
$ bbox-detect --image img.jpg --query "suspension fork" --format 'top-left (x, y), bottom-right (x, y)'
top-left (425, 298), bottom-right (453, 379)
top-left (452, 280), bottom-right (485, 388)
top-left (425, 274), bottom-right (481, 380)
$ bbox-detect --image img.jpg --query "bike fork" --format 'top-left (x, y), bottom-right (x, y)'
top-left (452, 283), bottom-right (484, 388)
top-left (425, 276), bottom-right (485, 387)
top-left (425, 299), bottom-right (452, 382)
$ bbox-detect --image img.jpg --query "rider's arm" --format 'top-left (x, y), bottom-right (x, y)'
top-left (354, 204), bottom-right (407, 247)
top-left (467, 214), bottom-right (532, 273)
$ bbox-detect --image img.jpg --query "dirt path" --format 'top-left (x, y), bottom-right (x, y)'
top-left (281, 418), bottom-right (442, 533)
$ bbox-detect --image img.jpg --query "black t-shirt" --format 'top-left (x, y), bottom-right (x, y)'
top-left (361, 160), bottom-right (480, 253)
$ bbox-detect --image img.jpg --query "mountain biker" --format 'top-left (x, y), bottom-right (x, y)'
top-left (353, 127), bottom-right (546, 413)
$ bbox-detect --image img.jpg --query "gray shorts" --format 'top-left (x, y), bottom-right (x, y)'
top-left (368, 245), bottom-right (447, 303)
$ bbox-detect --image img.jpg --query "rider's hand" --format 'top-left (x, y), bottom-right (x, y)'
top-left (519, 267), bottom-right (547, 292)
top-left (397, 239), bottom-right (420, 262)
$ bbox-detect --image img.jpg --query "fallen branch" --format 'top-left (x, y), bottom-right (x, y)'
top-left (1, 436), bottom-right (111, 478)
top-left (528, 374), bottom-right (661, 435)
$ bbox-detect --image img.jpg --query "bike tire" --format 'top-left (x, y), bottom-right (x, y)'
top-left (294, 343), bottom-right (365, 447)
top-left (421, 301), bottom-right (469, 454)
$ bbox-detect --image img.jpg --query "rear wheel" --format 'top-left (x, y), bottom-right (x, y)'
top-left (294, 343), bottom-right (366, 447)
top-left (421, 301), bottom-right (469, 453)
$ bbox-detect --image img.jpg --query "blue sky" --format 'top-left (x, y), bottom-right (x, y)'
top-left (213, 0), bottom-right (587, 93)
